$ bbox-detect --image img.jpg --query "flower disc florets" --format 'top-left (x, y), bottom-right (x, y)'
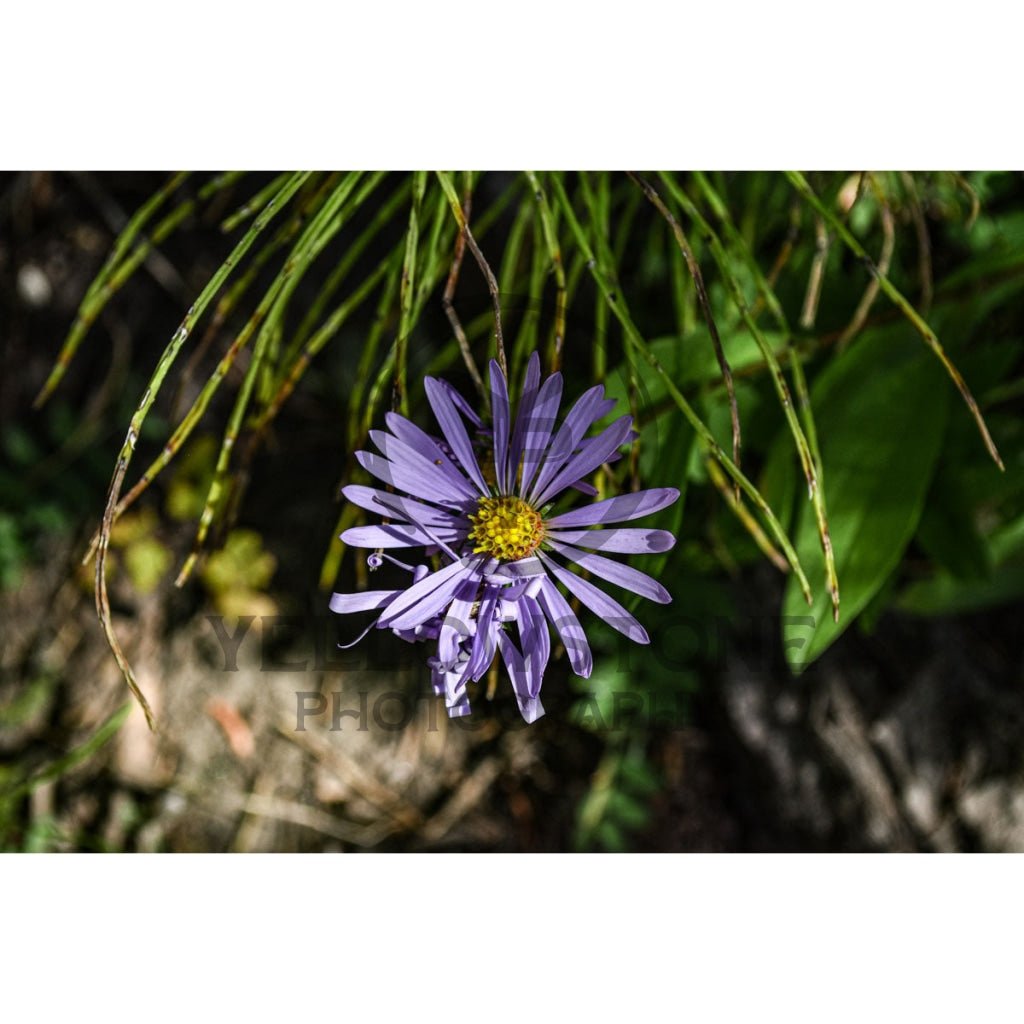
top-left (467, 496), bottom-right (544, 562)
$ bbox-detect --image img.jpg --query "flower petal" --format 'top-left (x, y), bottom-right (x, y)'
top-left (497, 632), bottom-right (546, 723)
top-left (544, 527), bottom-right (676, 554)
top-left (438, 378), bottom-right (483, 429)
top-left (532, 414), bottom-right (633, 506)
top-left (329, 590), bottom-right (401, 614)
top-left (489, 359), bottom-right (511, 494)
top-left (355, 451), bottom-right (468, 508)
top-left (538, 552), bottom-right (650, 644)
top-left (377, 558), bottom-right (479, 631)
top-left (546, 488), bottom-right (680, 528)
top-left (508, 351), bottom-right (541, 491)
top-left (438, 577), bottom-right (480, 666)
top-left (515, 594), bottom-right (550, 698)
top-left (528, 385), bottom-right (616, 503)
top-left (518, 372), bottom-right (564, 497)
top-left (341, 485), bottom-right (470, 532)
top-left (424, 376), bottom-right (490, 495)
top-left (545, 540), bottom-right (672, 603)
top-left (467, 584), bottom-right (500, 681)
top-left (535, 577), bottom-right (592, 677)
top-left (341, 523), bottom-right (463, 549)
top-left (383, 412), bottom-right (480, 496)
top-left (368, 430), bottom-right (479, 502)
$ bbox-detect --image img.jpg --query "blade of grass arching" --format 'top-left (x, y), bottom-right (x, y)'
top-left (786, 170), bottom-right (1004, 470)
top-left (394, 171), bottom-right (427, 416)
top-left (170, 175), bottom-right (335, 420)
top-left (549, 172), bottom-right (812, 605)
top-left (436, 171), bottom-right (507, 379)
top-left (659, 169), bottom-right (835, 614)
top-left (35, 173), bottom-right (247, 409)
top-left (255, 256), bottom-right (394, 433)
top-left (706, 457), bottom-right (788, 573)
top-left (86, 175), bottom-right (344, 554)
top-left (94, 171), bottom-right (310, 728)
top-left (0, 702), bottom-right (131, 803)
top-left (178, 174), bottom-right (364, 585)
top-left (685, 170), bottom-right (839, 621)
top-left (286, 173), bottom-right (404, 367)
top-left (220, 172), bottom-right (293, 232)
top-left (34, 172), bottom-right (189, 407)
top-left (525, 171), bottom-right (567, 372)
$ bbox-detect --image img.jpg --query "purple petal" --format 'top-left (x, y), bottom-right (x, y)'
top-left (546, 488), bottom-right (680, 528)
top-left (538, 552), bottom-right (650, 645)
top-left (329, 590), bottom-right (401, 614)
top-left (535, 576), bottom-right (592, 677)
top-left (341, 523), bottom-right (464, 549)
top-left (497, 632), bottom-right (546, 724)
top-left (438, 577), bottom-right (480, 666)
top-left (515, 594), bottom-right (550, 698)
top-left (570, 480), bottom-right (599, 497)
top-left (467, 584), bottom-right (500, 681)
top-left (355, 451), bottom-right (468, 508)
top-left (532, 415), bottom-right (633, 507)
top-left (545, 540), bottom-right (672, 604)
top-left (507, 352), bottom-right (541, 492)
top-left (383, 412), bottom-right (480, 497)
top-left (489, 360), bottom-right (511, 494)
top-left (365, 492), bottom-right (466, 560)
top-left (438, 378), bottom-right (483, 429)
top-left (368, 430), bottom-right (479, 502)
top-left (424, 377), bottom-right (490, 495)
top-left (544, 527), bottom-right (676, 554)
top-left (342, 485), bottom-right (469, 530)
top-left (377, 558), bottom-right (479, 631)
top-left (518, 372), bottom-right (564, 497)
top-left (528, 385), bottom-right (616, 504)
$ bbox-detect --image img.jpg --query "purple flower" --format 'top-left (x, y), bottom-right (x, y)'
top-left (330, 352), bottom-right (679, 723)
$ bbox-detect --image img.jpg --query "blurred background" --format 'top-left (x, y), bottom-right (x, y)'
top-left (2, 170), bottom-right (1023, 852)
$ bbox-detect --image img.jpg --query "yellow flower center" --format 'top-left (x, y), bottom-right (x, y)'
top-left (467, 496), bottom-right (545, 562)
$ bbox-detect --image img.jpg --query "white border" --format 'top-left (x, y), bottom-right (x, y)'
top-left (1, 854), bottom-right (1019, 1019)
top-left (1, 2), bottom-right (1020, 168)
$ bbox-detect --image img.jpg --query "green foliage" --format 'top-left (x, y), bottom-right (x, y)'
top-left (782, 326), bottom-right (949, 669)
top-left (31, 170), bottom-right (1024, 847)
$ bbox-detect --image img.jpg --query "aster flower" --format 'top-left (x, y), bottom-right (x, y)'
top-left (330, 352), bottom-right (679, 723)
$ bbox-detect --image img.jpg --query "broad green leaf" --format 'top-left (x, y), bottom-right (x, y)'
top-left (782, 327), bottom-right (949, 671)
top-left (603, 329), bottom-right (788, 415)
